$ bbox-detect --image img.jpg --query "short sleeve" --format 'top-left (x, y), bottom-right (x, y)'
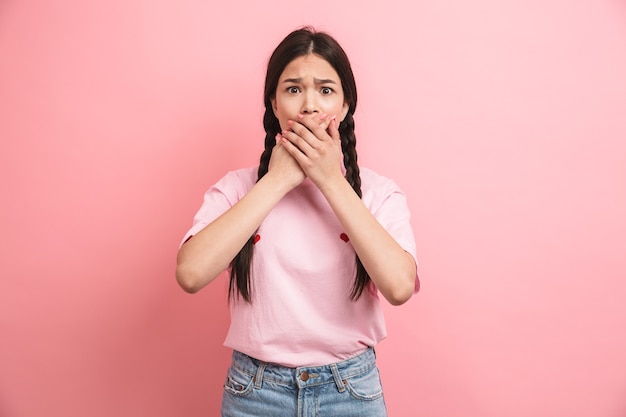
top-left (373, 184), bottom-right (418, 264)
top-left (361, 169), bottom-right (419, 292)
top-left (180, 168), bottom-right (256, 246)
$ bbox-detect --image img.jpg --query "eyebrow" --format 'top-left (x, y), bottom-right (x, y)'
top-left (282, 77), bottom-right (338, 85)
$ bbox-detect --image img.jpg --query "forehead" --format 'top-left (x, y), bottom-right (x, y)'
top-left (280, 54), bottom-right (341, 82)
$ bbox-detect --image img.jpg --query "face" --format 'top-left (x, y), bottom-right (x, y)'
top-left (271, 53), bottom-right (349, 131)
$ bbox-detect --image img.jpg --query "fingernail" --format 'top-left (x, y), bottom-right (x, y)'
top-left (320, 113), bottom-right (327, 120)
top-left (287, 120), bottom-right (294, 126)
top-left (330, 115), bottom-right (336, 121)
top-left (297, 113), bottom-right (304, 119)
top-left (275, 133), bottom-right (281, 142)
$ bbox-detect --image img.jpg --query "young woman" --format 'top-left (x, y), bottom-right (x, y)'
top-left (176, 26), bottom-right (419, 417)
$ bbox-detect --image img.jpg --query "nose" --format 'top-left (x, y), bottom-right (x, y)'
top-left (301, 91), bottom-right (318, 115)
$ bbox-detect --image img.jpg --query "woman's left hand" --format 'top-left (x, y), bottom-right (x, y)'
top-left (278, 113), bottom-right (344, 190)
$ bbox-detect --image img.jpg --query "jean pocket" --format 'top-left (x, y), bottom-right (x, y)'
top-left (223, 366), bottom-right (255, 397)
top-left (344, 366), bottom-right (384, 401)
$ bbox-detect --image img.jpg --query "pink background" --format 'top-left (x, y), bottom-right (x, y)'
top-left (2, 1), bottom-right (626, 416)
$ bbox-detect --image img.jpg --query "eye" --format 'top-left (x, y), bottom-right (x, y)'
top-left (320, 87), bottom-right (333, 95)
top-left (287, 86), bottom-right (300, 94)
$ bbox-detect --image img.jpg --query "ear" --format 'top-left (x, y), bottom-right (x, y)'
top-left (340, 101), bottom-right (349, 122)
top-left (270, 97), bottom-right (278, 116)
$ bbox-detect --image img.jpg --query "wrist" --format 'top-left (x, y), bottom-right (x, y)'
top-left (316, 173), bottom-right (352, 197)
top-left (261, 170), bottom-right (300, 196)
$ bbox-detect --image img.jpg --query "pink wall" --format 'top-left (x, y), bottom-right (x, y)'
top-left (2, 1), bottom-right (625, 416)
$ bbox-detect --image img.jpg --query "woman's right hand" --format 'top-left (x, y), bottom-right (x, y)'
top-left (266, 134), bottom-right (306, 191)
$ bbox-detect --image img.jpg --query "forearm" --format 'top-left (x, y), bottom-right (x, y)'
top-left (319, 177), bottom-right (417, 305)
top-left (176, 174), bottom-right (290, 293)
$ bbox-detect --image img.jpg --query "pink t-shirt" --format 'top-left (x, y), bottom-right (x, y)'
top-left (182, 166), bottom-right (418, 367)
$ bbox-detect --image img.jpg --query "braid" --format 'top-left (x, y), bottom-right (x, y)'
top-left (340, 114), bottom-right (361, 197)
top-left (257, 108), bottom-right (281, 178)
top-left (339, 114), bottom-right (371, 300)
top-left (229, 108), bottom-right (280, 302)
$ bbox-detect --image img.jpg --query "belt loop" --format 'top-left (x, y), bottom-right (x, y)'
top-left (330, 364), bottom-right (346, 393)
top-left (254, 362), bottom-right (267, 389)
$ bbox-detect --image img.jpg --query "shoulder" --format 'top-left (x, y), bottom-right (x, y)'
top-left (201, 166), bottom-right (258, 205)
top-left (213, 166), bottom-right (257, 191)
top-left (359, 167), bottom-right (403, 195)
top-left (359, 166), bottom-right (409, 212)
top-left (225, 166), bottom-right (257, 185)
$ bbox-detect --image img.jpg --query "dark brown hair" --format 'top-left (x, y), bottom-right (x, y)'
top-left (229, 27), bottom-right (369, 302)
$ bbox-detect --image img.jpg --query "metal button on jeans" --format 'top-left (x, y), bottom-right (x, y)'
top-left (300, 371), bottom-right (309, 381)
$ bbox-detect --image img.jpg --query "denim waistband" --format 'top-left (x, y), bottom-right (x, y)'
top-left (230, 348), bottom-right (377, 392)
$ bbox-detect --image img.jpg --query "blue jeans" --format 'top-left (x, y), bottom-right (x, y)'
top-left (221, 348), bottom-right (388, 417)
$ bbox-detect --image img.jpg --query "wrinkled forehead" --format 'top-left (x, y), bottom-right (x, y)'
top-left (279, 54), bottom-right (342, 84)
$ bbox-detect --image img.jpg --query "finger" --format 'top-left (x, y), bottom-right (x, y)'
top-left (316, 113), bottom-right (333, 132)
top-left (285, 120), bottom-right (317, 147)
top-left (272, 133), bottom-right (287, 152)
top-left (297, 113), bottom-right (333, 137)
top-left (289, 118), bottom-right (331, 146)
top-left (327, 115), bottom-right (340, 144)
top-left (279, 135), bottom-right (309, 167)
top-left (281, 126), bottom-right (313, 155)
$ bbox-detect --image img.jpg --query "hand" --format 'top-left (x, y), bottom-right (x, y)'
top-left (266, 135), bottom-right (306, 192)
top-left (279, 113), bottom-right (344, 190)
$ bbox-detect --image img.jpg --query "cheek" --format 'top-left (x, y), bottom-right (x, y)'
top-left (323, 95), bottom-right (346, 112)
top-left (274, 111), bottom-right (291, 130)
top-left (275, 97), bottom-right (297, 117)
